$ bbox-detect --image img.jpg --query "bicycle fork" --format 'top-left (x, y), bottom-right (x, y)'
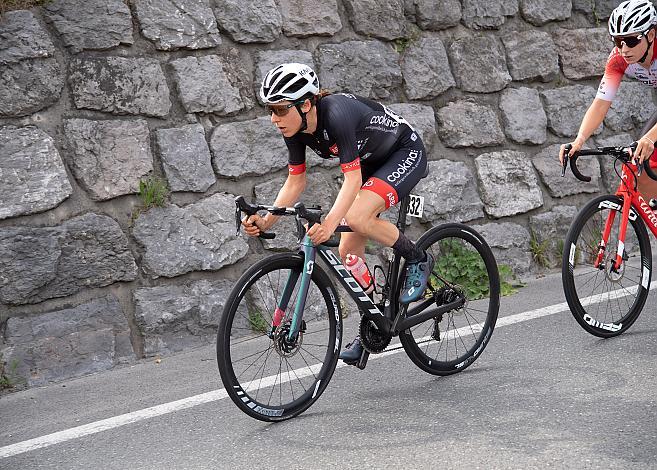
top-left (596, 197), bottom-right (631, 272)
top-left (270, 236), bottom-right (316, 342)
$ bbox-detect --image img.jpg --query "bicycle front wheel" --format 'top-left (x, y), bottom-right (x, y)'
top-left (399, 223), bottom-right (500, 376)
top-left (562, 195), bottom-right (651, 338)
top-left (217, 252), bottom-right (342, 421)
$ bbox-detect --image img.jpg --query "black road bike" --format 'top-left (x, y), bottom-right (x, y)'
top-left (217, 195), bottom-right (500, 421)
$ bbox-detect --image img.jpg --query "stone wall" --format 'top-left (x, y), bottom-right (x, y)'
top-left (0, 0), bottom-right (647, 386)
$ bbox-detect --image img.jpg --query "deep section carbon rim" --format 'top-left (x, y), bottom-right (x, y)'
top-left (217, 253), bottom-right (341, 421)
top-left (562, 195), bottom-right (651, 337)
top-left (399, 224), bottom-right (500, 376)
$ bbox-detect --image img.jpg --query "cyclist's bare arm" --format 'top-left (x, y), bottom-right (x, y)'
top-left (306, 169), bottom-right (361, 245)
top-left (559, 98), bottom-right (611, 164)
top-left (243, 172), bottom-right (306, 236)
top-left (324, 169), bottom-right (362, 232)
top-left (636, 121), bottom-right (657, 163)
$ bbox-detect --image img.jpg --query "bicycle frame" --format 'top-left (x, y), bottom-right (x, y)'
top-left (276, 196), bottom-right (465, 341)
top-left (596, 162), bottom-right (657, 272)
top-left (278, 198), bottom-right (409, 341)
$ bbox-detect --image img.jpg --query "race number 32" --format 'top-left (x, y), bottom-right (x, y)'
top-left (406, 194), bottom-right (424, 218)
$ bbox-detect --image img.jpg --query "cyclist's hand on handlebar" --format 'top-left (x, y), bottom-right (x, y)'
top-left (242, 214), bottom-right (268, 237)
top-left (630, 136), bottom-right (655, 164)
top-left (306, 221), bottom-right (333, 246)
top-left (559, 137), bottom-right (585, 165)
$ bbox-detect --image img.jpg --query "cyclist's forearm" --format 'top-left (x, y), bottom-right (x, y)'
top-left (324, 171), bottom-right (361, 232)
top-left (264, 174), bottom-right (306, 227)
top-left (642, 122), bottom-right (657, 143)
top-left (575, 98), bottom-right (611, 143)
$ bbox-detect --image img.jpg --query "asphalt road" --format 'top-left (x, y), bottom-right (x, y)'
top-left (1, 269), bottom-right (657, 469)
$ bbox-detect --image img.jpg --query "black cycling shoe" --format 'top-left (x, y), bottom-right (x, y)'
top-left (339, 336), bottom-right (363, 364)
top-left (400, 252), bottom-right (435, 304)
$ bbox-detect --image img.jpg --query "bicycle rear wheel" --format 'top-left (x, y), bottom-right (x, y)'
top-left (399, 223), bottom-right (499, 376)
top-left (217, 252), bottom-right (342, 421)
top-left (562, 195), bottom-right (651, 337)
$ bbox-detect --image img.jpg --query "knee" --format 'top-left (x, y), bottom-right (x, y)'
top-left (344, 210), bottom-right (374, 234)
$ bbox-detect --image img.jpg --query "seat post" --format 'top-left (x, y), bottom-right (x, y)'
top-left (396, 196), bottom-right (410, 233)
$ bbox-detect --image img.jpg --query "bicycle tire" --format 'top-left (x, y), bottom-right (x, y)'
top-left (562, 195), bottom-right (651, 338)
top-left (217, 252), bottom-right (342, 421)
top-left (399, 223), bottom-right (500, 376)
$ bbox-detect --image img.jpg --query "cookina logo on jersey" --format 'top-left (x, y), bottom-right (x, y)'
top-left (369, 114), bottom-right (400, 128)
top-left (387, 150), bottom-right (420, 183)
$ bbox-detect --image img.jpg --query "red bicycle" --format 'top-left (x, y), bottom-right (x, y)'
top-left (561, 143), bottom-right (657, 337)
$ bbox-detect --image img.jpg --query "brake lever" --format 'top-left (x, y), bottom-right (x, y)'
top-left (235, 204), bottom-right (241, 236)
top-left (561, 144), bottom-right (571, 177)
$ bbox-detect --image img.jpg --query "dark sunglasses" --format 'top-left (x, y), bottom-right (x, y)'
top-left (267, 100), bottom-right (305, 117)
top-left (613, 34), bottom-right (644, 49)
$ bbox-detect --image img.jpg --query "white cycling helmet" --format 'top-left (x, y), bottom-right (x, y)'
top-left (609, 0), bottom-right (657, 36)
top-left (259, 63), bottom-right (320, 104)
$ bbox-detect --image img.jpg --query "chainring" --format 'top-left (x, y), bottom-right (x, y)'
top-left (359, 317), bottom-right (392, 354)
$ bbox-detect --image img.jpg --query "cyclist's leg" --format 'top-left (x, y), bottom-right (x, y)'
top-left (337, 196), bottom-right (381, 364)
top-left (350, 138), bottom-right (431, 303)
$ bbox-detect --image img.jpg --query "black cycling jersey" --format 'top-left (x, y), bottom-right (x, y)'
top-left (284, 93), bottom-right (427, 208)
top-left (284, 93), bottom-right (420, 174)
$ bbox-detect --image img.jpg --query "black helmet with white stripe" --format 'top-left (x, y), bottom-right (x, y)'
top-left (609, 0), bottom-right (657, 36)
top-left (259, 63), bottom-right (320, 104)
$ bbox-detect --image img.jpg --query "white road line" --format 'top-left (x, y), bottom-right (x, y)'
top-left (2, 279), bottom-right (654, 459)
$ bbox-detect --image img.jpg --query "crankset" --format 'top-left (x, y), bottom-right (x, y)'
top-left (359, 317), bottom-right (392, 354)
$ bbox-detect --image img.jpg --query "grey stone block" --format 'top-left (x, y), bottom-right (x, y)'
top-left (436, 100), bottom-right (505, 148)
top-left (0, 11), bottom-right (63, 117)
top-left (156, 124), bottom-right (216, 193)
top-left (541, 85), bottom-right (602, 138)
top-left (278, 0), bottom-right (342, 37)
top-left (170, 55), bottom-right (244, 115)
top-left (132, 193), bottom-right (249, 278)
top-left (343, 0), bottom-right (407, 40)
top-left (213, 0), bottom-right (281, 43)
top-left (0, 126), bottom-right (72, 220)
top-left (461, 0), bottom-right (518, 29)
top-left (133, 0), bottom-right (221, 50)
top-left (388, 102), bottom-right (437, 148)
top-left (317, 40), bottom-right (402, 100)
top-left (554, 28), bottom-right (609, 80)
top-left (520, 0), bottom-right (572, 25)
top-left (401, 36), bottom-right (455, 100)
top-left (470, 222), bottom-right (532, 274)
top-left (448, 36), bottom-right (511, 93)
top-left (499, 87), bottom-right (547, 145)
top-left (1, 295), bottom-right (134, 386)
top-left (532, 144), bottom-right (600, 197)
top-left (0, 214), bottom-right (138, 305)
top-left (475, 150), bottom-right (544, 218)
top-left (44, 0), bottom-right (133, 53)
top-left (604, 83), bottom-right (657, 132)
top-left (134, 280), bottom-right (234, 356)
top-left (69, 57), bottom-right (171, 117)
top-left (502, 31), bottom-right (559, 82)
top-left (415, 159), bottom-right (484, 224)
top-left (63, 119), bottom-right (153, 201)
top-left (210, 116), bottom-right (288, 178)
top-left (415, 0), bottom-right (461, 30)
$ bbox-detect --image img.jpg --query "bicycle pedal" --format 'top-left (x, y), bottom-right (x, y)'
top-left (356, 350), bottom-right (370, 370)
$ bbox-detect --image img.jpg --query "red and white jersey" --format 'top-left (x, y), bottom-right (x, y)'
top-left (596, 41), bottom-right (657, 101)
